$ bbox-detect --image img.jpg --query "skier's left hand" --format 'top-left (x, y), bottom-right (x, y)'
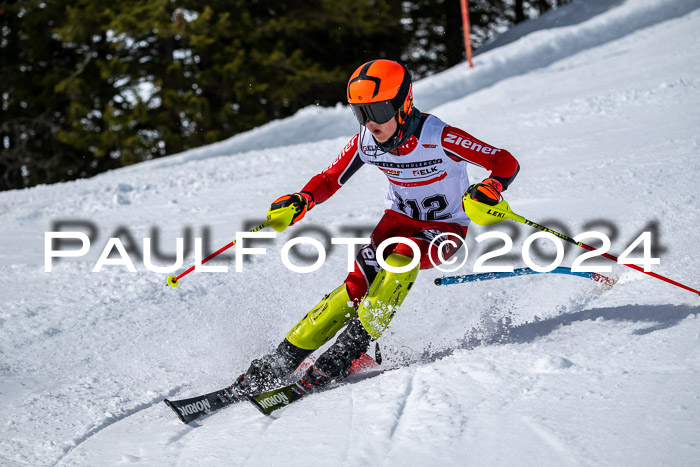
top-left (467, 178), bottom-right (503, 205)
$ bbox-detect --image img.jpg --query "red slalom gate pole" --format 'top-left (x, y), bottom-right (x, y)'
top-left (460, 0), bottom-right (474, 68)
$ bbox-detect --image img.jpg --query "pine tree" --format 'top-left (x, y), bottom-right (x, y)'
top-left (0, 0), bottom-right (569, 191)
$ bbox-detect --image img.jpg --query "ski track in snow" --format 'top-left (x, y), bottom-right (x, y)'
top-left (519, 416), bottom-right (579, 467)
top-left (386, 368), bottom-right (417, 442)
top-left (55, 385), bottom-right (187, 465)
top-left (2, 0), bottom-right (700, 466)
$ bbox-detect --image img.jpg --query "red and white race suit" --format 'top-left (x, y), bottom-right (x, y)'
top-left (301, 113), bottom-right (519, 226)
top-left (300, 113), bottom-right (520, 301)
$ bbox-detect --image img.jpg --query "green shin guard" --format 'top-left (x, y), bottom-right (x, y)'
top-left (286, 284), bottom-right (356, 351)
top-left (358, 253), bottom-right (419, 339)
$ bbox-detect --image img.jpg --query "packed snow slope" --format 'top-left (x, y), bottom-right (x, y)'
top-left (1, 0), bottom-right (699, 465)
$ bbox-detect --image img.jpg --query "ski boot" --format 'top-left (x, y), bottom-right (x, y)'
top-left (298, 316), bottom-right (372, 391)
top-left (229, 339), bottom-right (312, 397)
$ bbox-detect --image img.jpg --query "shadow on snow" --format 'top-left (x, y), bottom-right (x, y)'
top-left (419, 303), bottom-right (698, 363)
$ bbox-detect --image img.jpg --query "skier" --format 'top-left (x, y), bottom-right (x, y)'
top-left (231, 59), bottom-right (520, 396)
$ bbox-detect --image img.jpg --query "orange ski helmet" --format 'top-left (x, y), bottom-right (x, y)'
top-left (347, 59), bottom-right (413, 126)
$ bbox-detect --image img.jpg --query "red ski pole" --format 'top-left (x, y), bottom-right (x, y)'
top-left (462, 193), bottom-right (700, 299)
top-left (166, 204), bottom-right (297, 288)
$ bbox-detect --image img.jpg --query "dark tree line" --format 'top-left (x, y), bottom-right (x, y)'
top-left (1, 0), bottom-right (568, 191)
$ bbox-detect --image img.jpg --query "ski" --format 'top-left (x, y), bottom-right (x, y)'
top-left (435, 266), bottom-right (616, 288)
top-left (164, 386), bottom-right (244, 424)
top-left (248, 381), bottom-right (311, 415)
top-left (165, 352), bottom-right (380, 423)
top-left (248, 352), bottom-right (382, 416)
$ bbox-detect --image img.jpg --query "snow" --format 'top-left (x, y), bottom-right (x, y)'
top-left (1, 0), bottom-right (700, 465)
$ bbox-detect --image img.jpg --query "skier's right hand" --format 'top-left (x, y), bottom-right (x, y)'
top-left (268, 192), bottom-right (314, 231)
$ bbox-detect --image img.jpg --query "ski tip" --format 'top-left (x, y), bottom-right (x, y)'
top-left (163, 399), bottom-right (188, 424)
top-left (592, 273), bottom-right (617, 290)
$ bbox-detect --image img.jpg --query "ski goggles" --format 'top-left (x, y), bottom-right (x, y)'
top-left (350, 100), bottom-right (397, 125)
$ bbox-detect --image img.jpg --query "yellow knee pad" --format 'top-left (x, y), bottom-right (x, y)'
top-left (286, 284), bottom-right (356, 350)
top-left (357, 253), bottom-right (419, 339)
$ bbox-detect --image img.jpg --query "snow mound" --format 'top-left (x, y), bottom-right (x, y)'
top-left (533, 356), bottom-right (575, 373)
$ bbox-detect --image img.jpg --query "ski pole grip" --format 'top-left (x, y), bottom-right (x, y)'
top-left (266, 204), bottom-right (297, 232)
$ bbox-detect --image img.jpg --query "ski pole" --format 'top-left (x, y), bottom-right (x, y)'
top-left (435, 267), bottom-right (616, 288)
top-left (461, 193), bottom-right (700, 299)
top-left (166, 204), bottom-right (297, 288)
